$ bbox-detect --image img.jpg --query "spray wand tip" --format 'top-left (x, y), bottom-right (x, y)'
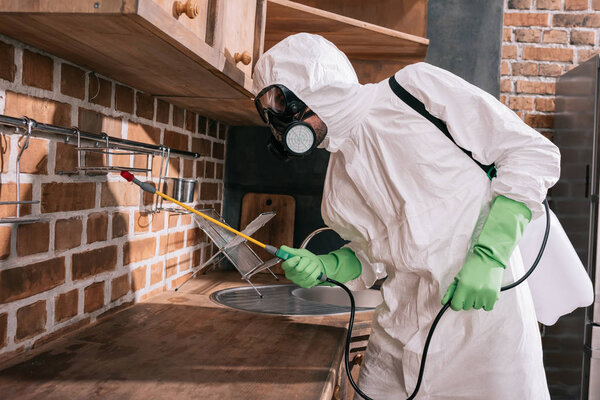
top-left (120, 170), bottom-right (134, 182)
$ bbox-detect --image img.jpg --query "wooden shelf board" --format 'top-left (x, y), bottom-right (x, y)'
top-left (264, 0), bottom-right (429, 61)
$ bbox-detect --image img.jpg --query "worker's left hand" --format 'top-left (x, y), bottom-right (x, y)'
top-left (280, 246), bottom-right (326, 288)
top-left (441, 248), bottom-right (504, 311)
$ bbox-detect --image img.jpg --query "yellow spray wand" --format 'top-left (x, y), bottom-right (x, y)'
top-left (120, 171), bottom-right (294, 261)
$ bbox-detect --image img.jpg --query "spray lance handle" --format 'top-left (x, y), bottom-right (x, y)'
top-left (265, 245), bottom-right (328, 282)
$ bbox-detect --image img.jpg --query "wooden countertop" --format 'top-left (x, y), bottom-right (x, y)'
top-left (0, 271), bottom-right (373, 400)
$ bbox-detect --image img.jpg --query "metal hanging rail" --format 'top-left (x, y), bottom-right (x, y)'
top-left (0, 114), bottom-right (202, 159)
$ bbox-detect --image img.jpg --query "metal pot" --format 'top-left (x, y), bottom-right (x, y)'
top-left (162, 177), bottom-right (197, 203)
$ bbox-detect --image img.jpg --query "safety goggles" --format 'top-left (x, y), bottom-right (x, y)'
top-left (254, 84), bottom-right (307, 125)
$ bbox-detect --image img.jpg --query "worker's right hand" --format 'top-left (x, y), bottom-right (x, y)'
top-left (280, 245), bottom-right (325, 288)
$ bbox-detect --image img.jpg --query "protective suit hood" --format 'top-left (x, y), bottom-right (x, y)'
top-left (253, 33), bottom-right (376, 151)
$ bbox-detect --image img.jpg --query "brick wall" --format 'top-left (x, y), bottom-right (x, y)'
top-left (502, 1), bottom-right (600, 398)
top-left (0, 35), bottom-right (225, 359)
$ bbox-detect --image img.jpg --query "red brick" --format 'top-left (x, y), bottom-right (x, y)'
top-left (78, 107), bottom-right (121, 138)
top-left (594, 0), bottom-right (600, 10)
top-left (17, 221), bottom-right (49, 256)
top-left (88, 74), bottom-right (112, 107)
top-left (0, 226), bottom-right (10, 260)
top-left (578, 49), bottom-right (600, 63)
top-left (508, 0), bottom-right (532, 8)
top-left (500, 61), bottom-right (510, 75)
top-left (200, 182), bottom-right (218, 200)
top-left (571, 31), bottom-right (595, 45)
top-left (168, 214), bottom-right (179, 229)
top-left (18, 137), bottom-right (48, 174)
top-left (156, 100), bottom-right (170, 124)
top-left (186, 227), bottom-right (205, 246)
top-left (60, 63), bottom-right (85, 100)
top-left (166, 257), bottom-right (178, 278)
top-left (173, 106), bottom-right (184, 128)
top-left (128, 122), bottom-right (161, 144)
top-left (216, 163), bottom-right (224, 179)
top-left (208, 120), bottom-right (218, 137)
top-left (515, 28), bottom-right (541, 42)
top-left (42, 182), bottom-right (95, 213)
top-left (512, 62), bottom-right (537, 76)
top-left (87, 212), bottom-right (108, 243)
top-left (553, 14), bottom-right (600, 27)
top-left (134, 211), bottom-right (150, 233)
top-left (152, 213), bottom-right (165, 232)
top-left (502, 45), bottom-right (517, 59)
top-left (170, 273), bottom-right (192, 289)
top-left (111, 274), bottom-right (129, 301)
top-left (499, 94), bottom-right (508, 106)
top-left (205, 161), bottom-right (215, 178)
top-left (185, 111), bottom-right (197, 132)
top-left (22, 50), bottom-right (53, 90)
top-left (5, 92), bottom-right (71, 126)
top-left (141, 181), bottom-right (157, 206)
top-left (536, 98), bottom-right (555, 112)
top-left (101, 181), bottom-right (138, 207)
top-left (180, 214), bottom-right (191, 226)
top-left (179, 253), bottom-right (191, 272)
top-left (16, 300), bottom-right (46, 340)
top-left (212, 142), bottom-right (224, 160)
top-left (218, 124), bottom-right (227, 140)
top-left (164, 130), bottom-right (189, 151)
top-left (123, 237), bottom-right (156, 265)
top-left (196, 160), bottom-right (205, 178)
top-left (543, 30), bottom-right (567, 43)
top-left (525, 113), bottom-right (554, 128)
top-left (565, 0), bottom-right (589, 10)
top-left (159, 231), bottom-right (185, 255)
top-left (183, 159), bottom-right (194, 178)
top-left (193, 247), bottom-right (203, 267)
top-left (0, 41), bottom-right (15, 82)
top-left (192, 138), bottom-right (211, 156)
top-left (55, 142), bottom-right (78, 174)
top-left (55, 216), bottom-right (82, 251)
top-left (537, 0), bottom-right (561, 9)
top-left (516, 80), bottom-right (556, 94)
top-left (509, 96), bottom-right (535, 111)
top-left (72, 245), bottom-right (117, 280)
top-left (150, 262), bottom-right (163, 285)
top-left (112, 211), bottom-right (129, 238)
top-left (539, 63), bottom-right (564, 77)
top-left (132, 266), bottom-right (146, 291)
top-left (0, 313), bottom-right (6, 348)
top-left (198, 116), bottom-right (207, 134)
top-left (115, 84), bottom-right (134, 114)
top-left (136, 92), bottom-right (154, 120)
top-left (167, 157), bottom-right (181, 177)
top-left (54, 289), bottom-right (78, 323)
top-left (522, 47), bottom-right (573, 62)
top-left (0, 257), bottom-right (65, 303)
top-left (504, 13), bottom-right (549, 27)
top-left (84, 281), bottom-right (105, 312)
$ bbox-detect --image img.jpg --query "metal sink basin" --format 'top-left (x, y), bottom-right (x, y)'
top-left (210, 284), bottom-right (381, 316)
top-left (292, 286), bottom-right (382, 308)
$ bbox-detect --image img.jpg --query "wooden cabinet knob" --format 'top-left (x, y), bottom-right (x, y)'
top-left (350, 353), bottom-right (364, 369)
top-left (174, 0), bottom-right (199, 19)
top-left (234, 51), bottom-right (252, 65)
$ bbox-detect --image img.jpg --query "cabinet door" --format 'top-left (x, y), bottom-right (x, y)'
top-left (215, 0), bottom-right (257, 79)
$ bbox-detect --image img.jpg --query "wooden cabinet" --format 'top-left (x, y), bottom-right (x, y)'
top-left (0, 0), bottom-right (428, 125)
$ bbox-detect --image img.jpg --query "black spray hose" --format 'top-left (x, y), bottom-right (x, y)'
top-left (329, 199), bottom-right (550, 400)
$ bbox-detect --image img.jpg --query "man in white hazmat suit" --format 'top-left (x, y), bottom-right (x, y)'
top-left (252, 33), bottom-right (560, 399)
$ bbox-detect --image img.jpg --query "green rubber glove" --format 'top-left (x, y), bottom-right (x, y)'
top-left (280, 245), bottom-right (362, 288)
top-left (442, 195), bottom-right (532, 311)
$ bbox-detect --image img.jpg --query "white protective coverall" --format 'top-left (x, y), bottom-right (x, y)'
top-left (253, 33), bottom-right (560, 399)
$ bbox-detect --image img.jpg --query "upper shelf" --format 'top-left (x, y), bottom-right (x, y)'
top-left (0, 0), bottom-right (429, 126)
top-left (264, 0), bottom-right (429, 83)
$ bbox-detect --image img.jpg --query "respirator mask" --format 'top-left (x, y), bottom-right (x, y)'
top-left (254, 84), bottom-right (319, 160)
